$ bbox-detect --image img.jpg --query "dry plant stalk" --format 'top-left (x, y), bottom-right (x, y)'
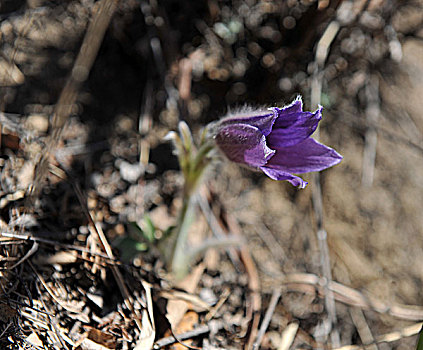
top-left (310, 16), bottom-right (342, 348)
top-left (30, 0), bottom-right (120, 198)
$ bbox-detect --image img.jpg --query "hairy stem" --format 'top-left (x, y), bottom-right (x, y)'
top-left (169, 193), bottom-right (196, 280)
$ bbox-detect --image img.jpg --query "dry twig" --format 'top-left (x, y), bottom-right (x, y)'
top-left (310, 15), bottom-right (341, 348)
top-left (252, 288), bottom-right (282, 350)
top-left (332, 322), bottom-right (422, 350)
top-left (281, 273), bottom-right (423, 321)
top-left (362, 75), bottom-right (380, 188)
top-left (153, 324), bottom-right (215, 349)
top-left (278, 323), bottom-right (300, 350)
top-left (30, 0), bottom-right (120, 198)
top-left (73, 182), bottom-right (144, 332)
top-left (349, 307), bottom-right (378, 350)
top-left (226, 215), bottom-right (262, 350)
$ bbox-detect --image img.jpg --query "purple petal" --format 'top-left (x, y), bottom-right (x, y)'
top-left (278, 96), bottom-right (303, 114)
top-left (265, 138), bottom-right (343, 174)
top-left (268, 105), bottom-right (322, 147)
top-left (271, 97), bottom-right (307, 128)
top-left (244, 135), bottom-right (275, 166)
top-left (219, 109), bottom-right (277, 136)
top-left (213, 97), bottom-right (343, 188)
top-left (215, 123), bottom-right (275, 166)
top-left (260, 167), bottom-right (308, 188)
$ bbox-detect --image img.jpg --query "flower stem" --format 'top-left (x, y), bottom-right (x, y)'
top-left (169, 193), bottom-right (195, 280)
top-left (165, 122), bottom-right (215, 279)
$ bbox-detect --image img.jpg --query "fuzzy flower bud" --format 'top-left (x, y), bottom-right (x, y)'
top-left (213, 97), bottom-right (342, 188)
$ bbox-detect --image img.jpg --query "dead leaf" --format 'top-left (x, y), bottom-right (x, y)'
top-left (26, 332), bottom-right (44, 347)
top-left (0, 58), bottom-right (24, 86)
top-left (1, 132), bottom-right (21, 150)
top-left (75, 327), bottom-right (116, 350)
top-left (17, 161), bottom-right (35, 189)
top-left (33, 251), bottom-right (78, 265)
top-left (134, 281), bottom-right (156, 350)
top-left (172, 311), bottom-right (199, 350)
top-left (0, 189), bottom-right (25, 209)
top-left (166, 263), bottom-right (204, 329)
top-left (159, 290), bottom-right (211, 313)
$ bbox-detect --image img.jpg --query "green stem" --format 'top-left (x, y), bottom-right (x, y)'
top-left (170, 193), bottom-right (195, 280)
top-left (165, 123), bottom-right (215, 279)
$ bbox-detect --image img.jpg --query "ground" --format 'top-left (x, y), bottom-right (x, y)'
top-left (1, 0), bottom-right (423, 349)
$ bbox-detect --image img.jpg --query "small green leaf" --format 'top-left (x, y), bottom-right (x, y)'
top-left (142, 215), bottom-right (156, 243)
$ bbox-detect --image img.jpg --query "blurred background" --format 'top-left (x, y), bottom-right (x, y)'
top-left (1, 0), bottom-right (423, 349)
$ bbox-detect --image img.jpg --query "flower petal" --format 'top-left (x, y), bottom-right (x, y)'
top-left (212, 96), bottom-right (343, 188)
top-left (260, 167), bottom-right (308, 188)
top-left (267, 105), bottom-right (322, 147)
top-left (215, 123), bottom-right (275, 166)
top-left (219, 110), bottom-right (277, 136)
top-left (244, 135), bottom-right (275, 166)
top-left (265, 138), bottom-right (343, 174)
top-left (271, 97), bottom-right (308, 128)
top-left (278, 96), bottom-right (303, 114)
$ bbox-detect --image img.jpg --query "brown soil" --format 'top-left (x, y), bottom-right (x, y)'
top-left (1, 0), bottom-right (423, 349)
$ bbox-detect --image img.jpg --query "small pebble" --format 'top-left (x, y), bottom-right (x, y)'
top-left (26, 114), bottom-right (49, 133)
top-left (118, 160), bottom-right (145, 183)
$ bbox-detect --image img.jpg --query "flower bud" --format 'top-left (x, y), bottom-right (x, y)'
top-left (213, 97), bottom-right (342, 188)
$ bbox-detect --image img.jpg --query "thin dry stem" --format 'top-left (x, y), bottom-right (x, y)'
top-left (362, 75), bottom-right (380, 188)
top-left (349, 307), bottom-right (378, 350)
top-left (310, 15), bottom-right (341, 348)
top-left (252, 288), bottom-right (281, 350)
top-left (30, 0), bottom-right (120, 198)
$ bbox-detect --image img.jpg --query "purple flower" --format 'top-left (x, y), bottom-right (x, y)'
top-left (213, 97), bottom-right (342, 188)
